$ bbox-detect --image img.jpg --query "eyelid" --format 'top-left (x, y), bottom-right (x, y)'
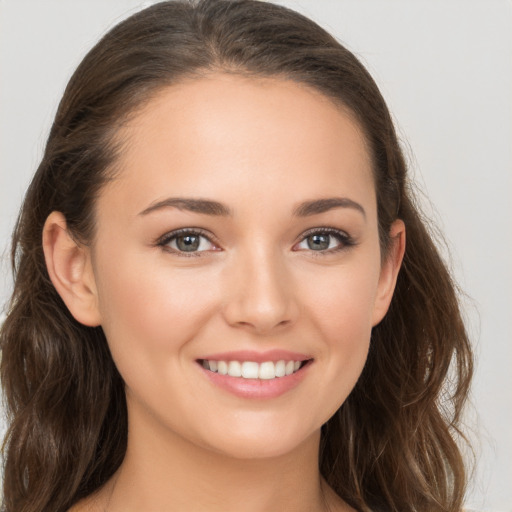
top-left (299, 226), bottom-right (350, 239)
top-left (294, 226), bottom-right (355, 253)
top-left (155, 226), bottom-right (355, 256)
top-left (156, 228), bottom-right (221, 255)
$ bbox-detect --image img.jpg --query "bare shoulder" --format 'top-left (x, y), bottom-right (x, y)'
top-left (67, 504), bottom-right (85, 512)
top-left (321, 481), bottom-right (357, 512)
top-left (67, 503), bottom-right (92, 512)
top-left (331, 498), bottom-right (357, 512)
top-left (66, 494), bottom-right (103, 512)
top-left (66, 477), bottom-right (116, 512)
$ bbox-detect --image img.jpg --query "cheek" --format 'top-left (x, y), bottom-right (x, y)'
top-left (305, 258), bottom-right (380, 341)
top-left (93, 251), bottom-right (218, 365)
top-left (321, 287), bottom-right (373, 376)
top-left (301, 258), bottom-right (380, 403)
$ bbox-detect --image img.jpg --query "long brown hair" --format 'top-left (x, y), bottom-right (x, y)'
top-left (0, 1), bottom-right (473, 511)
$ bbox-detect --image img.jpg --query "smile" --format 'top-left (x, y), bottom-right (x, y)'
top-left (200, 359), bottom-right (305, 380)
top-left (197, 350), bottom-right (313, 398)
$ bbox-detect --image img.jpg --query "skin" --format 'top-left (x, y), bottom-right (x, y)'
top-left (43, 74), bottom-right (405, 512)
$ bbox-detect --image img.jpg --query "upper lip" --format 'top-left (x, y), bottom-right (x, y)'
top-left (198, 349), bottom-right (312, 363)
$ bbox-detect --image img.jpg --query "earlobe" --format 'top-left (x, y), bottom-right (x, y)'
top-left (372, 219), bottom-right (406, 326)
top-left (42, 211), bottom-right (101, 327)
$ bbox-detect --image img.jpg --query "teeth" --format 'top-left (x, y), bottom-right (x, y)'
top-left (217, 360), bottom-right (228, 375)
top-left (228, 361), bottom-right (241, 377)
top-left (275, 360), bottom-right (286, 377)
top-left (259, 361), bottom-right (275, 380)
top-left (202, 359), bottom-right (305, 379)
top-left (241, 361), bottom-right (259, 379)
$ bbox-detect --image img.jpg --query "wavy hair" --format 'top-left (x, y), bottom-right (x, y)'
top-left (0, 1), bottom-right (473, 511)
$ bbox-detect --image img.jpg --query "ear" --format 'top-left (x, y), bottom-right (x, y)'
top-left (372, 219), bottom-right (406, 326)
top-left (42, 211), bottom-right (101, 327)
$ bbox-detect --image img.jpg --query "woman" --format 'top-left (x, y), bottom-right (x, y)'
top-left (0, 1), bottom-right (473, 511)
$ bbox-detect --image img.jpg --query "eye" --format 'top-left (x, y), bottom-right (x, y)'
top-left (294, 228), bottom-right (353, 253)
top-left (157, 229), bottom-right (218, 254)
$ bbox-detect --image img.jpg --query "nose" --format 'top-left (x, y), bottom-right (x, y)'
top-left (221, 246), bottom-right (299, 334)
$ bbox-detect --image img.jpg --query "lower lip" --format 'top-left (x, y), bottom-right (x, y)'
top-left (198, 362), bottom-right (312, 399)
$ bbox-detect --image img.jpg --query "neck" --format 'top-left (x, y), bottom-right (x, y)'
top-left (99, 400), bottom-right (337, 512)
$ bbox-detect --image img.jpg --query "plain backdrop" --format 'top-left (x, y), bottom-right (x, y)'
top-left (0, 1), bottom-right (511, 510)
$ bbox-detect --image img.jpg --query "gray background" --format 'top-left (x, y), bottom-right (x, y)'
top-left (1, 1), bottom-right (511, 510)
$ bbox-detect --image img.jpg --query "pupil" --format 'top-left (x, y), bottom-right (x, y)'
top-left (177, 235), bottom-right (200, 252)
top-left (308, 234), bottom-right (329, 250)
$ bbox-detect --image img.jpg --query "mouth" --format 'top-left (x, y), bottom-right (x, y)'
top-left (198, 358), bottom-right (312, 380)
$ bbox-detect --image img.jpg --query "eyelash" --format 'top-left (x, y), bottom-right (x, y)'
top-left (155, 227), bottom-right (355, 257)
top-left (156, 228), bottom-right (218, 257)
top-left (297, 227), bottom-right (355, 255)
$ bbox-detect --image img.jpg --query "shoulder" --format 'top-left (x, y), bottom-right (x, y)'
top-left (67, 476), bottom-right (115, 511)
top-left (67, 505), bottom-right (89, 512)
top-left (66, 498), bottom-right (99, 512)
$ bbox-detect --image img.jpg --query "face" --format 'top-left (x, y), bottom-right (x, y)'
top-left (84, 74), bottom-right (402, 459)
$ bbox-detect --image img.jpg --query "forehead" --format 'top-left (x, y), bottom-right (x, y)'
top-left (101, 73), bottom-right (375, 218)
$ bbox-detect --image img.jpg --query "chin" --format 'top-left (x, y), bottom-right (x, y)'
top-left (196, 420), bottom-right (321, 461)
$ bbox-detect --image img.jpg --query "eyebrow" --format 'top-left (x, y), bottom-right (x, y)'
top-left (139, 197), bottom-right (232, 217)
top-left (138, 196), bottom-right (365, 219)
top-left (293, 197), bottom-right (366, 219)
